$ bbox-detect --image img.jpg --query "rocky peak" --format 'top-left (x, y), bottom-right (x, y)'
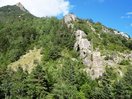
top-left (15, 2), bottom-right (27, 12)
top-left (64, 13), bottom-right (76, 28)
top-left (64, 13), bottom-right (76, 23)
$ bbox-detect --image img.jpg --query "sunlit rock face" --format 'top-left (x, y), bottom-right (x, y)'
top-left (114, 30), bottom-right (129, 38)
top-left (64, 13), bottom-right (76, 28)
top-left (15, 2), bottom-right (27, 12)
top-left (64, 13), bottom-right (76, 24)
top-left (74, 30), bottom-right (104, 79)
top-left (74, 30), bottom-right (92, 65)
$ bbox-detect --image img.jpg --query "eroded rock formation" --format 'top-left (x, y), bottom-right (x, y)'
top-left (16, 2), bottom-right (27, 12)
top-left (63, 14), bottom-right (105, 79)
top-left (74, 30), bottom-right (104, 79)
top-left (64, 13), bottom-right (76, 28)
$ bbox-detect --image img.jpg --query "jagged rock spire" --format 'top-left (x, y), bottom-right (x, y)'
top-left (64, 13), bottom-right (76, 28)
top-left (15, 2), bottom-right (27, 12)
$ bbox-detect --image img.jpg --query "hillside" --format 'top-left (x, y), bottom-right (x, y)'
top-left (0, 3), bottom-right (33, 23)
top-left (0, 4), bottom-right (132, 99)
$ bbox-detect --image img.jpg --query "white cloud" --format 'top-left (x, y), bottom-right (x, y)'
top-left (121, 15), bottom-right (131, 19)
top-left (126, 12), bottom-right (132, 15)
top-left (0, 0), bottom-right (71, 17)
top-left (121, 12), bottom-right (132, 19)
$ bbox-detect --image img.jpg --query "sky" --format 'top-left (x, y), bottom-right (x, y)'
top-left (0, 0), bottom-right (132, 37)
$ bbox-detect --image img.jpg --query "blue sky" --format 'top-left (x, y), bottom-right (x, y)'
top-left (69, 0), bottom-right (132, 37)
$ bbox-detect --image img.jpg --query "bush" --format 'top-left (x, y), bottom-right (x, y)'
top-left (44, 46), bottom-right (61, 61)
top-left (104, 55), bottom-right (113, 60)
top-left (119, 60), bottom-right (130, 65)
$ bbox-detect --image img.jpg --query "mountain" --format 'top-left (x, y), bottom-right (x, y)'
top-left (0, 2), bottom-right (33, 23)
top-left (0, 4), bottom-right (132, 99)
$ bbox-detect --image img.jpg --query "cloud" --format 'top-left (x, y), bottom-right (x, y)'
top-left (0, 0), bottom-right (71, 17)
top-left (121, 12), bottom-right (132, 19)
top-left (126, 12), bottom-right (132, 15)
top-left (121, 15), bottom-right (131, 19)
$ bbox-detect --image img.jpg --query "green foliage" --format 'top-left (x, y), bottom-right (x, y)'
top-left (93, 22), bottom-right (102, 32)
top-left (0, 68), bottom-right (28, 99)
top-left (114, 65), bottom-right (132, 98)
top-left (125, 39), bottom-right (132, 50)
top-left (119, 60), bottom-right (130, 65)
top-left (43, 46), bottom-right (61, 61)
top-left (104, 55), bottom-right (113, 60)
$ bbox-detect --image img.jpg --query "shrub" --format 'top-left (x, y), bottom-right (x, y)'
top-left (104, 55), bottom-right (113, 60)
top-left (119, 60), bottom-right (130, 65)
top-left (44, 46), bottom-right (61, 61)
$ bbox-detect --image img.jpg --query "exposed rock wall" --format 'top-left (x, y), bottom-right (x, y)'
top-left (74, 30), bottom-right (104, 79)
top-left (64, 14), bottom-right (104, 79)
top-left (114, 30), bottom-right (129, 38)
top-left (74, 30), bottom-right (92, 66)
top-left (16, 2), bottom-right (27, 12)
top-left (64, 13), bottom-right (76, 28)
top-left (63, 14), bottom-right (131, 79)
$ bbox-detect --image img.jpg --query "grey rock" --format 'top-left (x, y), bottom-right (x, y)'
top-left (16, 2), bottom-right (27, 12)
top-left (74, 30), bottom-right (104, 79)
top-left (64, 14), bottom-right (76, 24)
top-left (64, 14), bottom-right (76, 28)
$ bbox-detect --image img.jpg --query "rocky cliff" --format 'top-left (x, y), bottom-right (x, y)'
top-left (15, 2), bottom-right (27, 12)
top-left (63, 14), bottom-right (132, 79)
top-left (64, 14), bottom-right (105, 79)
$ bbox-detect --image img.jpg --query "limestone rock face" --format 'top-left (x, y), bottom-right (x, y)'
top-left (16, 2), bottom-right (27, 12)
top-left (74, 30), bottom-right (91, 61)
top-left (64, 13), bottom-right (76, 24)
top-left (91, 51), bottom-right (104, 78)
top-left (114, 30), bottom-right (129, 38)
top-left (74, 30), bottom-right (104, 79)
top-left (64, 14), bottom-right (76, 28)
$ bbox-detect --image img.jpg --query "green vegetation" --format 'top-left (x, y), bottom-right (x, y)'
top-left (119, 60), bottom-right (130, 65)
top-left (75, 19), bottom-right (132, 52)
top-left (0, 5), bottom-right (132, 99)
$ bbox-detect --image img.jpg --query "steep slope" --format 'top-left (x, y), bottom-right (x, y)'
top-left (64, 13), bottom-right (132, 78)
top-left (0, 4), bottom-right (132, 99)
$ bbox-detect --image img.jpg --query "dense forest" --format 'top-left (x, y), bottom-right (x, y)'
top-left (0, 5), bottom-right (132, 99)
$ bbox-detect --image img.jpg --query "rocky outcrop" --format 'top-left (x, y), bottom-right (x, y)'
top-left (64, 13), bottom-right (76, 28)
top-left (15, 2), bottom-right (27, 12)
top-left (114, 30), bottom-right (129, 38)
top-left (64, 14), bottom-right (131, 79)
top-left (74, 30), bottom-right (104, 79)
top-left (74, 30), bottom-right (92, 66)
top-left (63, 14), bottom-right (104, 79)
